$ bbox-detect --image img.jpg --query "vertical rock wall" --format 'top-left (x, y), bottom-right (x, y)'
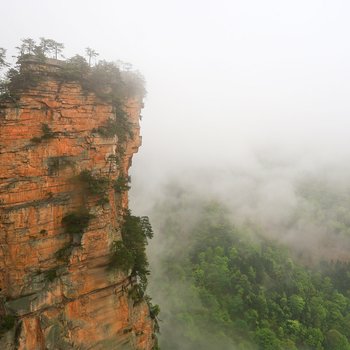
top-left (0, 66), bottom-right (155, 349)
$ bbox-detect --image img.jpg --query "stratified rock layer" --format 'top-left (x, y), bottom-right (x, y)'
top-left (0, 70), bottom-right (155, 349)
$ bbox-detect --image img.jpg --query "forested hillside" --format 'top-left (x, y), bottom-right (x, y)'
top-left (149, 184), bottom-right (350, 350)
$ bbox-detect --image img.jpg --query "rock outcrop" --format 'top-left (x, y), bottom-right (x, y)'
top-left (0, 60), bottom-right (156, 349)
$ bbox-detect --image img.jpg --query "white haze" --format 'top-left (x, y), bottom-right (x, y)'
top-left (2, 1), bottom-right (350, 175)
top-left (3, 1), bottom-right (350, 347)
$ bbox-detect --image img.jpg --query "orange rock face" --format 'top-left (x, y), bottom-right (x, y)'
top-left (0, 67), bottom-right (156, 349)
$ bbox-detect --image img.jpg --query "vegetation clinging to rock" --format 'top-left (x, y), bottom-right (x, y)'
top-left (0, 38), bottom-right (146, 105)
top-left (75, 170), bottom-right (110, 199)
top-left (110, 210), bottom-right (154, 291)
top-left (113, 175), bottom-right (131, 193)
top-left (61, 209), bottom-right (94, 236)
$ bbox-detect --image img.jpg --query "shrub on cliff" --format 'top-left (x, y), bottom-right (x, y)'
top-left (110, 210), bottom-right (153, 290)
top-left (58, 56), bottom-right (145, 103)
top-left (110, 241), bottom-right (135, 272)
top-left (59, 55), bottom-right (90, 82)
top-left (73, 170), bottom-right (110, 205)
top-left (94, 117), bottom-right (119, 138)
top-left (62, 209), bottom-right (94, 236)
top-left (85, 60), bottom-right (124, 100)
top-left (75, 170), bottom-right (110, 197)
top-left (94, 105), bottom-right (133, 143)
top-left (3, 65), bottom-right (42, 97)
top-left (113, 176), bottom-right (131, 193)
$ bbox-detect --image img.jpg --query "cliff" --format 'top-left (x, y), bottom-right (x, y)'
top-left (0, 60), bottom-right (156, 349)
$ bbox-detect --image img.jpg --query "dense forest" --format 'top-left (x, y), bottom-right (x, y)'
top-left (149, 181), bottom-right (350, 350)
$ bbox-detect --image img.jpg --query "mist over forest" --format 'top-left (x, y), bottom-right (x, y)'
top-left (2, 0), bottom-right (350, 349)
top-left (130, 153), bottom-right (350, 348)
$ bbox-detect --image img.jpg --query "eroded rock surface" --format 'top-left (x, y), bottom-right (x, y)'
top-left (0, 65), bottom-right (155, 349)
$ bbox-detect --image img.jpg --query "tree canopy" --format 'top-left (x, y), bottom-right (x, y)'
top-left (152, 193), bottom-right (350, 350)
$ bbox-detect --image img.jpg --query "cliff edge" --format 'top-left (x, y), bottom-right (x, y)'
top-left (0, 59), bottom-right (156, 349)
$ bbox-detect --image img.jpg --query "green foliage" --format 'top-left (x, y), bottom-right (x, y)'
top-left (140, 216), bottom-right (154, 239)
top-left (4, 65), bottom-right (42, 98)
top-left (294, 178), bottom-right (350, 237)
top-left (94, 103), bottom-right (133, 143)
top-left (75, 170), bottom-right (110, 204)
top-left (58, 57), bottom-right (145, 103)
top-left (85, 47), bottom-right (99, 67)
top-left (122, 211), bottom-right (153, 284)
top-left (149, 300), bottom-right (161, 334)
top-left (128, 284), bottom-right (145, 304)
top-left (115, 103), bottom-right (134, 142)
top-left (94, 117), bottom-right (120, 138)
top-left (85, 60), bottom-right (124, 99)
top-left (154, 199), bottom-right (350, 350)
top-left (325, 329), bottom-right (350, 350)
top-left (149, 303), bottom-right (161, 320)
top-left (39, 38), bottom-right (52, 57)
top-left (255, 328), bottom-right (280, 350)
top-left (110, 210), bottom-right (153, 291)
top-left (76, 170), bottom-right (109, 196)
top-left (110, 241), bottom-right (134, 272)
top-left (15, 37), bottom-right (64, 60)
top-left (16, 38), bottom-right (36, 56)
top-left (44, 39), bottom-right (64, 59)
top-left (62, 209), bottom-right (93, 236)
top-left (113, 175), bottom-right (131, 193)
top-left (59, 55), bottom-right (90, 81)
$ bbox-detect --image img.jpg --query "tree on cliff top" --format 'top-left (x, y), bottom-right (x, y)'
top-left (16, 38), bottom-right (36, 56)
top-left (0, 39), bottom-right (146, 103)
top-left (0, 48), bottom-right (7, 68)
top-left (85, 47), bottom-right (99, 67)
top-left (16, 38), bottom-right (64, 60)
top-left (50, 40), bottom-right (64, 59)
top-left (39, 38), bottom-right (52, 57)
top-left (36, 38), bottom-right (64, 59)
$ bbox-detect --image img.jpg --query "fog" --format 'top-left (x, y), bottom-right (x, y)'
top-left (2, 1), bottom-right (350, 348)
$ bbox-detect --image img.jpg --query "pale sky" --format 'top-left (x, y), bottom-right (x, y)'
top-left (2, 0), bottom-right (350, 204)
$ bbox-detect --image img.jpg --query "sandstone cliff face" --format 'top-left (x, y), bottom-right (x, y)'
top-left (0, 64), bottom-right (155, 349)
